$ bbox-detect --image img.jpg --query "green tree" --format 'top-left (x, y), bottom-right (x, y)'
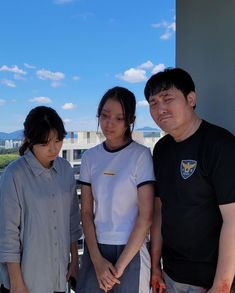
top-left (0, 154), bottom-right (19, 170)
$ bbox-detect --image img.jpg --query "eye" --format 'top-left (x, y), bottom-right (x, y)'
top-left (117, 117), bottom-right (124, 121)
top-left (100, 113), bottom-right (108, 119)
top-left (149, 99), bottom-right (157, 108)
top-left (164, 97), bottom-right (173, 103)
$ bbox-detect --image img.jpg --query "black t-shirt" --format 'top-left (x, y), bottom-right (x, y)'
top-left (153, 120), bottom-right (235, 288)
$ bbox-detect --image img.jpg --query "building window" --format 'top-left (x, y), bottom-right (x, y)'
top-left (62, 150), bottom-right (67, 159)
top-left (87, 132), bottom-right (90, 143)
top-left (73, 149), bottom-right (87, 161)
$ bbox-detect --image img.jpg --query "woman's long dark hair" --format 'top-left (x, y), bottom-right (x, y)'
top-left (97, 86), bottom-right (136, 138)
top-left (19, 106), bottom-right (66, 156)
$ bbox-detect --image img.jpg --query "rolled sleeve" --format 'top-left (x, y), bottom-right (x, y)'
top-left (0, 170), bottom-right (21, 263)
top-left (70, 178), bottom-right (82, 243)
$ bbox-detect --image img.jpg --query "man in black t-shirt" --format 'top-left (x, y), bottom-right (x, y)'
top-left (144, 68), bottom-right (235, 292)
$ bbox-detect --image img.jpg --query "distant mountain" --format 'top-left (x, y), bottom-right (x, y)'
top-left (0, 130), bottom-right (23, 140)
top-left (136, 126), bottom-right (160, 132)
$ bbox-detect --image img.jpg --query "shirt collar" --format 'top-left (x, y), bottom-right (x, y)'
top-left (24, 149), bottom-right (59, 176)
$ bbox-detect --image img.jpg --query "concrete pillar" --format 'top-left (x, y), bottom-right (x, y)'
top-left (176, 0), bottom-right (235, 134)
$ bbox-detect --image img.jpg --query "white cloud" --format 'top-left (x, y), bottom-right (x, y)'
top-left (169, 22), bottom-right (176, 32)
top-left (116, 68), bottom-right (147, 83)
top-left (73, 75), bottom-right (80, 81)
top-left (0, 65), bottom-right (26, 75)
top-left (160, 32), bottom-right (172, 40)
top-left (152, 63), bottom-right (166, 74)
top-left (51, 81), bottom-right (62, 88)
top-left (29, 97), bottom-right (52, 104)
top-left (24, 63), bottom-right (36, 69)
top-left (152, 18), bottom-right (176, 40)
top-left (62, 103), bottom-right (76, 110)
top-left (138, 61), bottom-right (154, 70)
top-left (63, 118), bottom-right (71, 123)
top-left (1, 79), bottom-right (16, 88)
top-left (137, 100), bottom-right (149, 107)
top-left (0, 99), bottom-right (6, 106)
top-left (36, 69), bottom-right (65, 81)
top-left (14, 74), bottom-right (26, 81)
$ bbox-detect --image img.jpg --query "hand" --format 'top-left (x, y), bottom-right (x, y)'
top-left (115, 262), bottom-right (125, 279)
top-left (207, 282), bottom-right (231, 293)
top-left (151, 267), bottom-right (166, 293)
top-left (93, 256), bottom-right (120, 292)
top-left (66, 259), bottom-right (78, 281)
top-left (10, 283), bottom-right (29, 293)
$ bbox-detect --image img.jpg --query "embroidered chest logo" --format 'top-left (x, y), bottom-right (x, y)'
top-left (103, 171), bottom-right (116, 176)
top-left (180, 160), bottom-right (197, 179)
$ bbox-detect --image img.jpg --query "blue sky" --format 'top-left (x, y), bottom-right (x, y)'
top-left (0, 0), bottom-right (175, 132)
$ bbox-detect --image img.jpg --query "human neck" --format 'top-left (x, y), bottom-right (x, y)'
top-left (105, 137), bottom-right (131, 150)
top-left (173, 116), bottom-right (202, 142)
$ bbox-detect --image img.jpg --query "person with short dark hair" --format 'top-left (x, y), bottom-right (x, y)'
top-left (0, 106), bottom-right (82, 293)
top-left (76, 87), bottom-right (155, 292)
top-left (144, 68), bottom-right (235, 292)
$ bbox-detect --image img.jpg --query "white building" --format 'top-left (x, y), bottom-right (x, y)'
top-left (59, 129), bottom-right (164, 174)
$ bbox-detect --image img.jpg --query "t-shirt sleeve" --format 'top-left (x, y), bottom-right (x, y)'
top-left (152, 141), bottom-right (162, 197)
top-left (78, 152), bottom-right (91, 185)
top-left (69, 167), bottom-right (82, 242)
top-left (208, 136), bottom-right (235, 205)
top-left (136, 147), bottom-right (156, 188)
top-left (0, 168), bottom-right (21, 263)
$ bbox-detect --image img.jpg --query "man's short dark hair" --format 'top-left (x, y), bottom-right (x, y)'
top-left (144, 67), bottom-right (195, 102)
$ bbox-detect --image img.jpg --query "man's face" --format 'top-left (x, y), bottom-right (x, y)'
top-left (149, 87), bottom-right (196, 136)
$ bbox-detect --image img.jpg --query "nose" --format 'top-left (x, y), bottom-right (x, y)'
top-left (49, 142), bottom-right (57, 153)
top-left (106, 116), bottom-right (114, 126)
top-left (150, 101), bottom-right (167, 116)
top-left (158, 104), bottom-right (168, 115)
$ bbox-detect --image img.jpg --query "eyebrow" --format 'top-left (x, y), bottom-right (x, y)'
top-left (101, 108), bottom-right (110, 113)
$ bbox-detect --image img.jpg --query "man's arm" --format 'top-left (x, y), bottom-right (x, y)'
top-left (150, 197), bottom-right (166, 291)
top-left (209, 202), bottom-right (235, 292)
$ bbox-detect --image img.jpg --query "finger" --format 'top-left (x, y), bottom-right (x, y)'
top-left (158, 280), bottom-right (166, 289)
top-left (152, 284), bottom-right (157, 292)
top-left (99, 280), bottom-right (107, 292)
top-left (106, 283), bottom-right (113, 291)
top-left (105, 276), bottom-right (115, 287)
top-left (66, 272), bottom-right (71, 281)
top-left (108, 263), bottom-right (118, 275)
top-left (107, 269), bottom-right (120, 284)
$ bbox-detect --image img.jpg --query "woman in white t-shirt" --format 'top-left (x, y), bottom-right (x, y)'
top-left (76, 87), bottom-right (155, 293)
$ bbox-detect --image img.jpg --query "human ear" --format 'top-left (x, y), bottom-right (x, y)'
top-left (187, 91), bottom-right (196, 108)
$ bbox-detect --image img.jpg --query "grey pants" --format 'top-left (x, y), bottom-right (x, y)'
top-left (76, 242), bottom-right (150, 293)
top-left (163, 272), bottom-right (207, 293)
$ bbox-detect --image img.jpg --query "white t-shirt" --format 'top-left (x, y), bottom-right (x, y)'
top-left (79, 140), bottom-right (155, 245)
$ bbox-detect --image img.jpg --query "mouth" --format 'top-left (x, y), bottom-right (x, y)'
top-left (48, 154), bottom-right (57, 158)
top-left (159, 115), bottom-right (171, 122)
top-left (104, 129), bottom-right (114, 134)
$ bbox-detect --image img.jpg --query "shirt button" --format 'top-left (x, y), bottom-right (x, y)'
top-left (54, 242), bottom-right (57, 246)
top-left (52, 193), bottom-right (55, 197)
top-left (54, 226), bottom-right (57, 230)
top-left (53, 210), bottom-right (56, 213)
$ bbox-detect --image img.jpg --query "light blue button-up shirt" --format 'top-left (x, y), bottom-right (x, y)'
top-left (0, 150), bottom-right (82, 293)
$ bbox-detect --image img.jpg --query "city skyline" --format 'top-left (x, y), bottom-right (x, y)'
top-left (0, 0), bottom-right (175, 133)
